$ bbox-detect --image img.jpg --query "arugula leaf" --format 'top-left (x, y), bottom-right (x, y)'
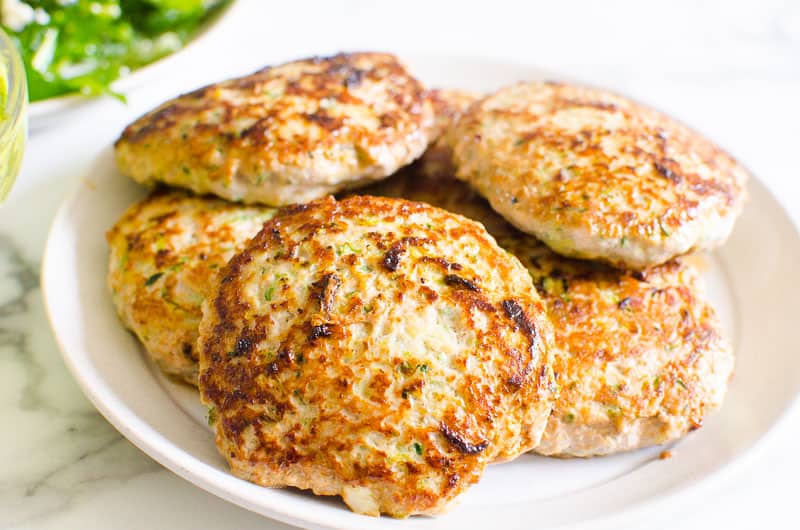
top-left (2, 0), bottom-right (229, 102)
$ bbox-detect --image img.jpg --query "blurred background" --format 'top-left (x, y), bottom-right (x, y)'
top-left (1, 1), bottom-right (799, 529)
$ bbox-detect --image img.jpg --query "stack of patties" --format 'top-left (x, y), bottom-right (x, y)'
top-left (106, 52), bottom-right (747, 517)
top-left (371, 86), bottom-right (743, 456)
top-left (108, 53), bottom-right (556, 517)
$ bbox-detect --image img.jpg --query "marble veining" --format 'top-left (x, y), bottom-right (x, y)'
top-left (0, 235), bottom-right (161, 528)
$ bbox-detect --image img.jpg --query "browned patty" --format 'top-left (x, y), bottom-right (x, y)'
top-left (451, 81), bottom-right (749, 269)
top-left (198, 195), bottom-right (555, 516)
top-left (106, 190), bottom-right (276, 384)
top-left (115, 52), bottom-right (434, 206)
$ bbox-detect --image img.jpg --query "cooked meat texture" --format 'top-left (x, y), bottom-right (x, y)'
top-left (514, 247), bottom-right (734, 457)
top-left (363, 170), bottom-right (734, 457)
top-left (417, 89), bottom-right (481, 179)
top-left (198, 195), bottom-right (555, 517)
top-left (106, 190), bottom-right (276, 384)
top-left (115, 52), bottom-right (435, 206)
top-left (451, 81), bottom-right (749, 269)
top-left (358, 167), bottom-right (509, 236)
top-left (429, 89), bottom-right (481, 139)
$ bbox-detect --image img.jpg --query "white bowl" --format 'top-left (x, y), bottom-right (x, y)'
top-left (28, 0), bottom-right (240, 130)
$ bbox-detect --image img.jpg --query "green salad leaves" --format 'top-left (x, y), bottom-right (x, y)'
top-left (1, 0), bottom-right (229, 102)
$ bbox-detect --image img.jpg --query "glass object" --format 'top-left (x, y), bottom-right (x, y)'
top-left (0, 27), bottom-right (27, 201)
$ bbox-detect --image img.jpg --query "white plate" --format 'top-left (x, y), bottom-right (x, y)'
top-left (42, 56), bottom-right (800, 530)
top-left (28, 1), bottom-right (240, 130)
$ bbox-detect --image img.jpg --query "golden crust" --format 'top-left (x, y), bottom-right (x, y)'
top-left (451, 81), bottom-right (749, 269)
top-left (115, 53), bottom-right (435, 206)
top-left (197, 195), bottom-right (555, 516)
top-left (106, 190), bottom-right (275, 384)
top-left (361, 170), bottom-right (734, 457)
top-left (502, 241), bottom-right (733, 457)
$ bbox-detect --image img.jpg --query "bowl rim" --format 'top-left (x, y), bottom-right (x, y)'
top-left (27, 0), bottom-right (238, 120)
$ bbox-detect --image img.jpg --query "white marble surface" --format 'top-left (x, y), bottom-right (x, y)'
top-left (2, 0), bottom-right (799, 528)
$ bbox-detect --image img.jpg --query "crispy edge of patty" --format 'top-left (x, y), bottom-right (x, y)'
top-left (506, 248), bottom-right (734, 457)
top-left (106, 189), bottom-right (275, 384)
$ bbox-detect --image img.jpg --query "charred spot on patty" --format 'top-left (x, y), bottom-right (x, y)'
top-left (311, 272), bottom-right (341, 314)
top-left (444, 274), bottom-right (480, 292)
top-left (438, 422), bottom-right (489, 455)
top-left (654, 160), bottom-right (682, 184)
top-left (182, 342), bottom-right (195, 361)
top-left (501, 299), bottom-right (539, 345)
top-left (383, 237), bottom-right (432, 272)
top-left (309, 323), bottom-right (333, 341)
top-left (383, 246), bottom-right (403, 271)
